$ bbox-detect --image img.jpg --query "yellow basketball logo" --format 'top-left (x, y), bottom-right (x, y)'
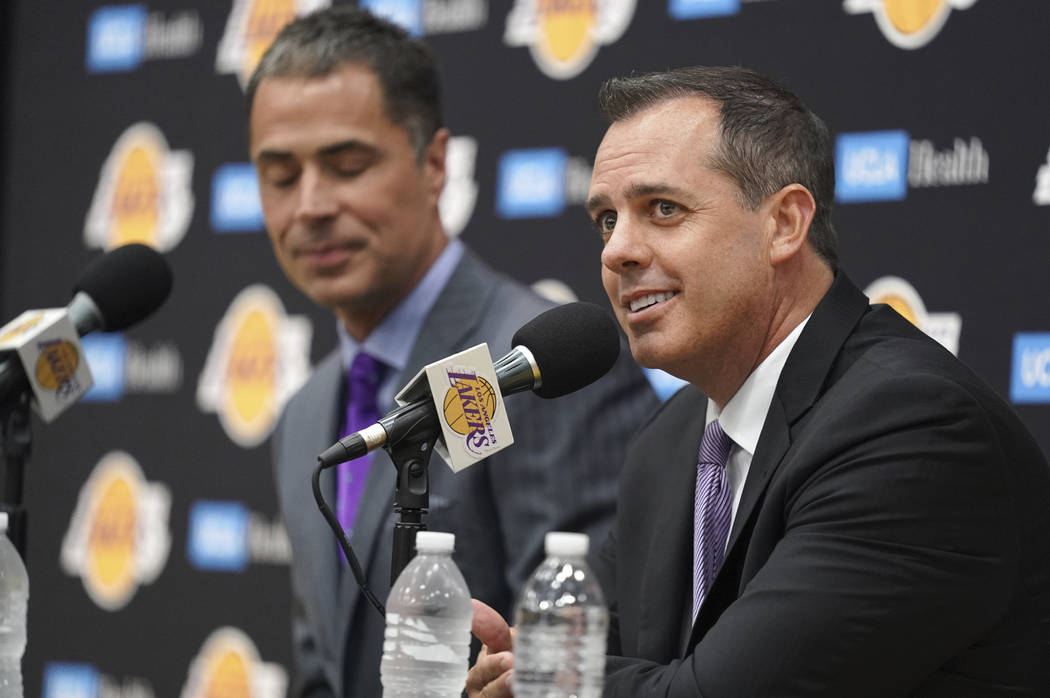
top-left (196, 285), bottom-right (312, 448)
top-left (216, 0), bottom-right (329, 89)
top-left (442, 374), bottom-right (498, 436)
top-left (242, 0), bottom-right (298, 85)
top-left (111, 142), bottom-right (162, 247)
top-left (84, 122), bottom-right (193, 252)
top-left (844, 0), bottom-right (977, 49)
top-left (34, 339), bottom-right (81, 390)
top-left (87, 470), bottom-right (138, 608)
top-left (225, 308), bottom-right (278, 438)
top-left (0, 313), bottom-right (43, 343)
top-left (182, 627), bottom-right (287, 698)
top-left (60, 451), bottom-right (172, 611)
top-left (505, 0), bottom-right (635, 80)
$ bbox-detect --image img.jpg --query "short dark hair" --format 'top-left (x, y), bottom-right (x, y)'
top-left (599, 66), bottom-right (838, 268)
top-left (246, 6), bottom-right (443, 160)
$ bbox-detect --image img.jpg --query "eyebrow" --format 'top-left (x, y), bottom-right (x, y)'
top-left (254, 139), bottom-right (379, 162)
top-left (585, 182), bottom-right (694, 213)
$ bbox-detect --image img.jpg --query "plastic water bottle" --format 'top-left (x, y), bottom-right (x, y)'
top-left (0, 512), bottom-right (28, 698)
top-left (381, 531), bottom-right (472, 698)
top-left (513, 532), bottom-right (608, 698)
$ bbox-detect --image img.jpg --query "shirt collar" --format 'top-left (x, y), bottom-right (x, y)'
top-left (337, 237), bottom-right (464, 374)
top-left (706, 314), bottom-right (811, 456)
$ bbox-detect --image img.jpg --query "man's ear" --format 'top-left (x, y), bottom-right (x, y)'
top-left (767, 183), bottom-right (817, 266)
top-left (423, 127), bottom-right (450, 204)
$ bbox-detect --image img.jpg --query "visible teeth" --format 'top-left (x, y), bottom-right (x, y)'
top-left (629, 292), bottom-right (675, 312)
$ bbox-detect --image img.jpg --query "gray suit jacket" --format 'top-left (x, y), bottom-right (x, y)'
top-left (272, 249), bottom-right (659, 697)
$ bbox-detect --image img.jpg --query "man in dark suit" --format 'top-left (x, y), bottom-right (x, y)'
top-left (468, 66), bottom-right (1050, 696)
top-left (248, 8), bottom-right (658, 697)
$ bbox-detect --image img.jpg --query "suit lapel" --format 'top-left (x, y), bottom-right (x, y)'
top-left (639, 392), bottom-right (708, 659)
top-left (688, 273), bottom-right (871, 648)
top-left (288, 354), bottom-right (344, 659)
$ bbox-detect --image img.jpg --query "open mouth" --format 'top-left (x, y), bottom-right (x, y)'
top-left (629, 291), bottom-right (677, 313)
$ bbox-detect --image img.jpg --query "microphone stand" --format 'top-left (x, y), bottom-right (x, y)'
top-left (0, 391), bottom-right (32, 559)
top-left (386, 426), bottom-right (439, 585)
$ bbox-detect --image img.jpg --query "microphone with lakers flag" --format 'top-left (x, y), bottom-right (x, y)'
top-left (317, 301), bottom-right (621, 468)
top-left (0, 243), bottom-right (173, 420)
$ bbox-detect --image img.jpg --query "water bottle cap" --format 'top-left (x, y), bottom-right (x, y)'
top-left (415, 531), bottom-right (455, 553)
top-left (544, 531), bottom-right (588, 557)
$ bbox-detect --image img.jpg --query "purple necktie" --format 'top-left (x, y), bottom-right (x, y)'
top-left (692, 419), bottom-right (734, 619)
top-left (336, 352), bottom-right (383, 541)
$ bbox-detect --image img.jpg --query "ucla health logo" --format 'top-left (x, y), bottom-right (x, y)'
top-left (43, 663), bottom-right (153, 698)
top-left (181, 627), bottom-right (287, 698)
top-left (81, 334), bottom-right (183, 402)
top-left (504, 0), bottom-right (636, 80)
top-left (835, 130), bottom-right (910, 203)
top-left (363, 0), bottom-right (487, 35)
top-left (864, 276), bottom-right (961, 355)
top-left (496, 147), bottom-right (591, 218)
top-left (211, 163), bottom-right (264, 232)
top-left (86, 5), bottom-right (202, 73)
top-left (669, 0), bottom-right (740, 20)
top-left (362, 0), bottom-right (424, 35)
top-left (836, 130), bottom-right (989, 203)
top-left (84, 123), bottom-right (193, 252)
top-left (60, 451), bottom-right (171, 611)
top-left (187, 500), bottom-right (291, 571)
top-left (1011, 334), bottom-right (1050, 404)
top-left (844, 0), bottom-right (976, 49)
top-left (216, 0), bottom-right (330, 89)
top-left (197, 285), bottom-right (312, 448)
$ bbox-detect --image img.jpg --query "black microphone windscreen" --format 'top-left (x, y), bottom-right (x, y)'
top-left (511, 302), bottom-right (620, 399)
top-left (72, 243), bottom-right (173, 331)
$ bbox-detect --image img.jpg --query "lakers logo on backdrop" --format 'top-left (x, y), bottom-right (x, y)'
top-left (84, 122), bottom-right (193, 252)
top-left (864, 276), bottom-right (962, 355)
top-left (844, 0), bottom-right (976, 48)
top-left (197, 285), bottom-right (311, 448)
top-left (505, 0), bottom-right (636, 80)
top-left (181, 627), bottom-right (287, 698)
top-left (60, 451), bottom-right (171, 611)
top-left (216, 0), bottom-right (330, 88)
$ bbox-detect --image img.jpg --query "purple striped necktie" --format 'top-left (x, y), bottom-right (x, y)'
top-left (692, 419), bottom-right (734, 619)
top-left (336, 352), bottom-right (383, 544)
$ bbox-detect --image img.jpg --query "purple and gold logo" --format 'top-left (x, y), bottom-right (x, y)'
top-left (84, 122), bottom-right (193, 252)
top-left (504, 0), bottom-right (636, 80)
top-left (216, 0), bottom-right (330, 88)
top-left (442, 370), bottom-right (500, 455)
top-left (60, 451), bottom-right (171, 611)
top-left (844, 0), bottom-right (976, 49)
top-left (182, 627), bottom-right (287, 698)
top-left (35, 339), bottom-right (83, 399)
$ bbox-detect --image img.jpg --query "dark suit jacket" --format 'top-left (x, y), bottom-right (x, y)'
top-left (272, 248), bottom-right (659, 697)
top-left (596, 273), bottom-right (1050, 697)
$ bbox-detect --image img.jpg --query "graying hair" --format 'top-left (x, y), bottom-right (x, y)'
top-left (599, 66), bottom-right (838, 268)
top-left (246, 6), bottom-right (443, 160)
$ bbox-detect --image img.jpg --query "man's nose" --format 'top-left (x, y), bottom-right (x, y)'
top-left (294, 167), bottom-right (338, 222)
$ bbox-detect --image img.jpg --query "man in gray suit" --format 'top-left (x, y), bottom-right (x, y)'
top-left (247, 7), bottom-right (658, 696)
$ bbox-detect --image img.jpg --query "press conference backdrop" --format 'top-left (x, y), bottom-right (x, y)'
top-left (1, 1), bottom-right (1049, 695)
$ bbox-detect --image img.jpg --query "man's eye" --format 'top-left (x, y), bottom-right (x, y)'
top-left (596, 212), bottom-right (617, 233)
top-left (655, 200), bottom-right (678, 217)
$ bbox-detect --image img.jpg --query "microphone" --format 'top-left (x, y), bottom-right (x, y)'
top-left (318, 301), bottom-right (621, 467)
top-left (0, 243), bottom-right (174, 410)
